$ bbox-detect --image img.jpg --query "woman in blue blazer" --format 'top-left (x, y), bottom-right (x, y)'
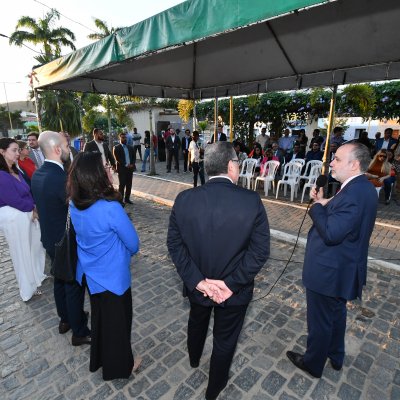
top-left (68, 152), bottom-right (140, 380)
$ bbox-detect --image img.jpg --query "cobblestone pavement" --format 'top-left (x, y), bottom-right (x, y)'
top-left (1, 195), bottom-right (399, 400)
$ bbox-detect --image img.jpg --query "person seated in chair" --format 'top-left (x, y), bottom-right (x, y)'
top-left (285, 144), bottom-right (305, 164)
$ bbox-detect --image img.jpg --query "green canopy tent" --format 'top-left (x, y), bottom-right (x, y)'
top-left (31, 0), bottom-right (400, 175)
top-left (32, 0), bottom-right (400, 98)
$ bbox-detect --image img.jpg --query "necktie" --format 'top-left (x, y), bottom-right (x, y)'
top-left (34, 149), bottom-right (43, 167)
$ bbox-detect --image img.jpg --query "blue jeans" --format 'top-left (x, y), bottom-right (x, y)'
top-left (141, 148), bottom-right (150, 172)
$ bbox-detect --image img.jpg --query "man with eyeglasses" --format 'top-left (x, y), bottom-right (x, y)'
top-left (167, 141), bottom-right (270, 400)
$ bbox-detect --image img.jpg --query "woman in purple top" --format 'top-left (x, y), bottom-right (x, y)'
top-left (0, 138), bottom-right (46, 301)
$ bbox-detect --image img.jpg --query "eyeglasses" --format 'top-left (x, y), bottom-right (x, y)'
top-left (231, 159), bottom-right (239, 163)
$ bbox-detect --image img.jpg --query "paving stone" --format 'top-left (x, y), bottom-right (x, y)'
top-left (64, 379), bottom-right (93, 400)
top-left (173, 384), bottom-right (195, 400)
top-left (163, 349), bottom-right (185, 368)
top-left (391, 385), bottom-right (400, 400)
top-left (338, 382), bottom-right (362, 400)
top-left (366, 384), bottom-right (388, 400)
top-left (22, 357), bottom-right (49, 378)
top-left (346, 368), bottom-right (366, 389)
top-left (369, 365), bottom-right (393, 388)
top-left (233, 367), bottom-right (262, 392)
top-left (360, 341), bottom-right (379, 357)
top-left (145, 380), bottom-right (171, 400)
top-left (279, 392), bottom-right (301, 400)
top-left (353, 353), bottom-right (374, 373)
top-left (393, 369), bottom-right (400, 385)
top-left (263, 340), bottom-right (285, 358)
top-left (261, 371), bottom-right (287, 396)
top-left (128, 376), bottom-right (151, 397)
top-left (287, 373), bottom-right (313, 397)
top-left (219, 383), bottom-right (243, 400)
top-left (147, 363), bottom-right (168, 382)
top-left (310, 378), bottom-right (335, 400)
top-left (251, 354), bottom-right (274, 371)
top-left (88, 384), bottom-right (113, 400)
top-left (186, 369), bottom-right (207, 390)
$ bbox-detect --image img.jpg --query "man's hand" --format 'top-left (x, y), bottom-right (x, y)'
top-left (310, 187), bottom-right (331, 206)
top-left (205, 279), bottom-right (233, 302)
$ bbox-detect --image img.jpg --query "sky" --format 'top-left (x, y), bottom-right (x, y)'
top-left (0, 0), bottom-right (184, 103)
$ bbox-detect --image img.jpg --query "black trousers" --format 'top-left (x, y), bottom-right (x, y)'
top-left (182, 150), bottom-right (189, 171)
top-left (167, 149), bottom-right (179, 171)
top-left (192, 161), bottom-right (205, 187)
top-left (48, 250), bottom-right (89, 338)
top-left (117, 167), bottom-right (133, 201)
top-left (303, 288), bottom-right (347, 377)
top-left (133, 145), bottom-right (142, 162)
top-left (89, 287), bottom-right (134, 380)
top-left (188, 302), bottom-right (248, 399)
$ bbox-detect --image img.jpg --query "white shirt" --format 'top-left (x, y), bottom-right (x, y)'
top-left (189, 140), bottom-right (201, 162)
top-left (95, 140), bottom-right (106, 164)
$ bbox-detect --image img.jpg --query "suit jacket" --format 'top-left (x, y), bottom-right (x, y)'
top-left (83, 140), bottom-right (115, 167)
top-left (375, 138), bottom-right (398, 152)
top-left (285, 151), bottom-right (305, 164)
top-left (210, 132), bottom-right (227, 143)
top-left (31, 162), bottom-right (68, 258)
top-left (303, 175), bottom-right (377, 300)
top-left (113, 143), bottom-right (135, 173)
top-left (181, 136), bottom-right (192, 151)
top-left (28, 148), bottom-right (44, 168)
top-left (166, 135), bottom-right (181, 151)
top-left (167, 177), bottom-right (270, 306)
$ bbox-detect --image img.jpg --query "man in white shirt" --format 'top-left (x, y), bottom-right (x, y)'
top-left (256, 127), bottom-right (269, 150)
top-left (188, 131), bottom-right (205, 187)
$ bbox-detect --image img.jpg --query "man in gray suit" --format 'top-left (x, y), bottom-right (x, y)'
top-left (28, 131), bottom-right (44, 168)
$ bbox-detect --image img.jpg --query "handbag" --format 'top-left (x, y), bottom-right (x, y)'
top-left (51, 208), bottom-right (78, 282)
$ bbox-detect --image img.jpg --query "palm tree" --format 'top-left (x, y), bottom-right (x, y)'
top-left (9, 9), bottom-right (76, 61)
top-left (87, 18), bottom-right (124, 40)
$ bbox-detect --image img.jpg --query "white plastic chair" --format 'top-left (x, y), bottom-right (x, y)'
top-left (300, 160), bottom-right (323, 184)
top-left (254, 160), bottom-right (280, 196)
top-left (301, 164), bottom-right (323, 203)
top-left (289, 159), bottom-right (306, 168)
top-left (276, 162), bottom-right (302, 201)
top-left (238, 158), bottom-right (257, 190)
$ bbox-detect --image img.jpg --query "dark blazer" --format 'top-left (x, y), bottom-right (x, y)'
top-left (167, 177), bottom-right (270, 306)
top-left (285, 151), bottom-right (305, 163)
top-left (375, 138), bottom-right (398, 152)
top-left (181, 136), bottom-right (192, 151)
top-left (210, 132), bottom-right (227, 143)
top-left (166, 135), bottom-right (181, 151)
top-left (31, 161), bottom-right (68, 257)
top-left (83, 140), bottom-right (115, 167)
top-left (303, 175), bottom-right (378, 300)
top-left (113, 143), bottom-right (135, 173)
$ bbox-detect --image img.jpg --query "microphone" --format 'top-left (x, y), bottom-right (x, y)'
top-left (315, 174), bottom-right (328, 193)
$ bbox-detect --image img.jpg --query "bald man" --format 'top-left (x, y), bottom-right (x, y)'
top-left (31, 131), bottom-right (90, 346)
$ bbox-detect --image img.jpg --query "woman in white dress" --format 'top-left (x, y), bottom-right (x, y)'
top-left (0, 138), bottom-right (46, 301)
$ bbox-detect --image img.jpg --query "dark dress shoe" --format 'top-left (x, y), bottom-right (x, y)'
top-left (330, 360), bottom-right (342, 371)
top-left (71, 335), bottom-right (91, 346)
top-left (286, 351), bottom-right (321, 378)
top-left (125, 199), bottom-right (134, 204)
top-left (189, 360), bottom-right (199, 368)
top-left (59, 321), bottom-right (70, 334)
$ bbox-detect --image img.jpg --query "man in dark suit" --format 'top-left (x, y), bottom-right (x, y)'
top-left (167, 142), bottom-right (270, 400)
top-left (210, 125), bottom-right (227, 143)
top-left (285, 143), bottom-right (305, 163)
top-left (165, 128), bottom-right (181, 172)
top-left (375, 128), bottom-right (398, 153)
top-left (287, 142), bottom-right (378, 378)
top-left (31, 131), bottom-right (90, 346)
top-left (181, 128), bottom-right (192, 172)
top-left (83, 128), bottom-right (115, 168)
top-left (113, 132), bottom-right (135, 204)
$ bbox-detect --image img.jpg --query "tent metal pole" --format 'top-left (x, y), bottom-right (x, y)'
top-left (322, 84), bottom-right (338, 177)
top-left (214, 97), bottom-right (218, 142)
top-left (149, 109), bottom-right (156, 175)
top-left (229, 96), bottom-right (234, 142)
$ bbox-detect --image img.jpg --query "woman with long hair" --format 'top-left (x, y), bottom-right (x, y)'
top-left (366, 149), bottom-right (393, 202)
top-left (0, 138), bottom-right (46, 301)
top-left (68, 152), bottom-right (140, 380)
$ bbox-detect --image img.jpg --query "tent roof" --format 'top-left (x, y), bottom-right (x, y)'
top-left (32, 0), bottom-right (400, 99)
